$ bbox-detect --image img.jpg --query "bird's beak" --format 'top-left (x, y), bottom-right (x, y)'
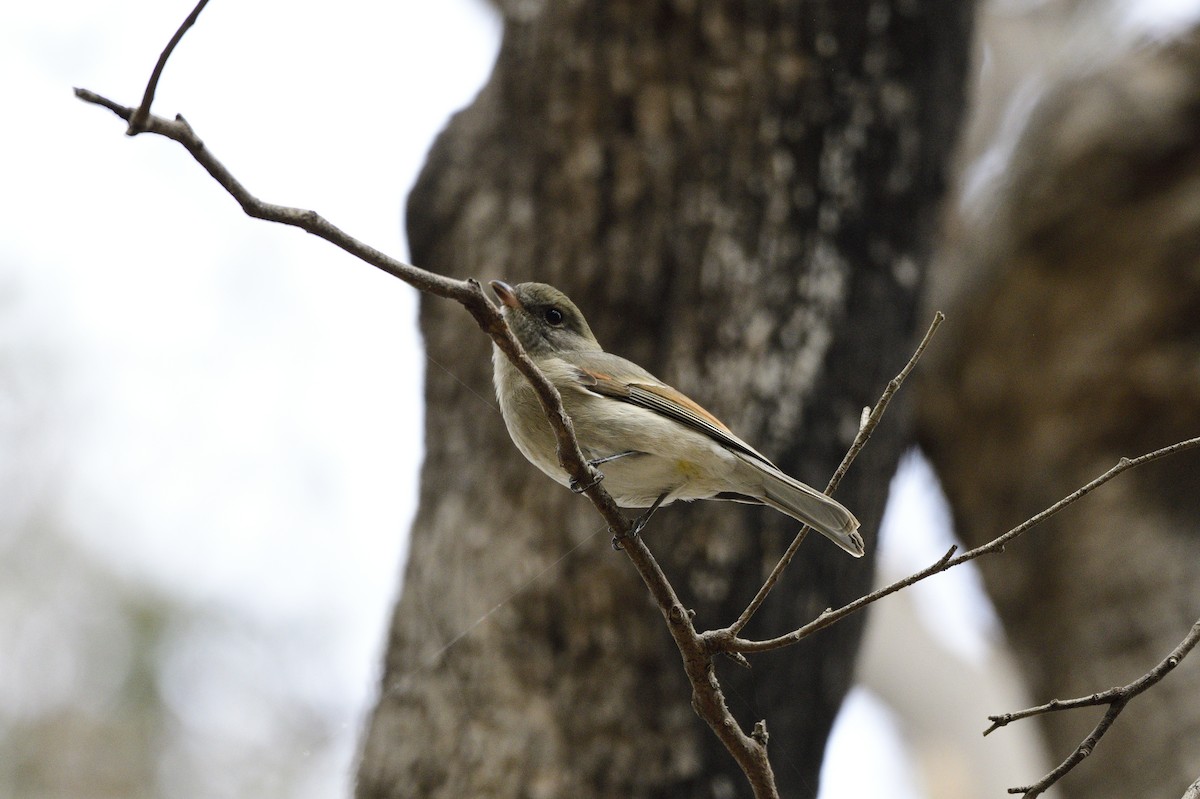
top-left (490, 280), bottom-right (521, 310)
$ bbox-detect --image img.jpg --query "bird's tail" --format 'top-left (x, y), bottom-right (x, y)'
top-left (748, 458), bottom-right (865, 557)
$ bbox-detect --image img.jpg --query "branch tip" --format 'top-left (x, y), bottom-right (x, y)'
top-left (726, 309), bottom-right (945, 636)
top-left (994, 613), bottom-right (1200, 796)
top-left (128, 0), bottom-right (212, 133)
top-left (80, 6), bottom-right (1200, 793)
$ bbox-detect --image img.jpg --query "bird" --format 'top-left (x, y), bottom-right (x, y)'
top-left (489, 280), bottom-right (864, 557)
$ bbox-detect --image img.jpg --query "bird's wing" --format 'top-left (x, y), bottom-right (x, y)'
top-left (569, 353), bottom-right (776, 469)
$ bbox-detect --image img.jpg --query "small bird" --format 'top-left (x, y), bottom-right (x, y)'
top-left (489, 280), bottom-right (864, 557)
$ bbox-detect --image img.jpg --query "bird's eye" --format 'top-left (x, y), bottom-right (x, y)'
top-left (544, 307), bottom-right (564, 326)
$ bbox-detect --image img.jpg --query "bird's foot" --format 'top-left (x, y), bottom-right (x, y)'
top-left (569, 468), bottom-right (604, 494)
top-left (611, 492), bottom-right (668, 551)
top-left (571, 451), bottom-right (637, 494)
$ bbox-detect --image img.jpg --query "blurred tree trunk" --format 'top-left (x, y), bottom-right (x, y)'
top-left (358, 2), bottom-right (972, 797)
top-left (920, 29), bottom-right (1200, 799)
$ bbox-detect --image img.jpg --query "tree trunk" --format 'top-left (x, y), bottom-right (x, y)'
top-left (920, 30), bottom-right (1200, 799)
top-left (358, 2), bottom-right (973, 796)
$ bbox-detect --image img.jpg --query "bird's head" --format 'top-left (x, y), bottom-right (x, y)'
top-left (490, 280), bottom-right (602, 356)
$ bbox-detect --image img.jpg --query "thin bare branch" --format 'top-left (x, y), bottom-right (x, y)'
top-left (77, 92), bottom-right (460, 294)
top-left (713, 435), bottom-right (1200, 655)
top-left (994, 618), bottom-right (1200, 798)
top-left (76, 12), bottom-right (780, 794)
top-left (75, 88), bottom-right (612, 510)
top-left (725, 311), bottom-right (944, 637)
top-left (128, 0), bottom-right (211, 134)
top-left (622, 533), bottom-right (779, 798)
top-left (829, 310), bottom-right (944, 491)
top-left (88, 9), bottom-right (1200, 797)
top-left (984, 692), bottom-right (1119, 735)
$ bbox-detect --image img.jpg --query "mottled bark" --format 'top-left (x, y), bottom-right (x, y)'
top-left (921, 31), bottom-right (1200, 799)
top-left (358, 2), bottom-right (972, 797)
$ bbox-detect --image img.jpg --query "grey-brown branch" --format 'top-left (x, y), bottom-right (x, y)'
top-left (989, 618), bottom-right (1200, 798)
top-left (725, 311), bottom-right (944, 637)
top-left (706, 435), bottom-right (1200, 657)
top-left (75, 2), bottom-right (1200, 796)
top-left (73, 1), bottom-right (782, 792)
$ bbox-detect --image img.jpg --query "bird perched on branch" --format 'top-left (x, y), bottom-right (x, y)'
top-left (489, 280), bottom-right (864, 557)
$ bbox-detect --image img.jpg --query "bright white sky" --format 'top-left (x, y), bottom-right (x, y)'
top-left (12, 0), bottom-right (1186, 795)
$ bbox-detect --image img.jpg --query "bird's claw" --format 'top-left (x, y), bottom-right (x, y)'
top-left (569, 467), bottom-right (604, 494)
top-left (610, 493), bottom-right (666, 552)
top-left (611, 525), bottom-right (640, 551)
top-left (612, 508), bottom-right (654, 551)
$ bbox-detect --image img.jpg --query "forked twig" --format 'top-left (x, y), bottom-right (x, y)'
top-left (989, 618), bottom-right (1200, 798)
top-left (707, 435), bottom-right (1200, 655)
top-left (76, 5), bottom-right (1200, 798)
top-left (726, 311), bottom-right (944, 637)
top-left (127, 0), bottom-right (210, 134)
top-left (76, 3), bottom-right (780, 794)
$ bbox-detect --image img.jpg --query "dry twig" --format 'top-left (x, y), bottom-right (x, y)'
top-left (75, 3), bottom-right (1200, 797)
top-left (726, 311), bottom-right (944, 636)
top-left (127, 0), bottom-right (209, 133)
top-left (705, 435), bottom-right (1200, 656)
top-left (75, 2), bottom-right (779, 793)
top-left (987, 618), bottom-right (1200, 798)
